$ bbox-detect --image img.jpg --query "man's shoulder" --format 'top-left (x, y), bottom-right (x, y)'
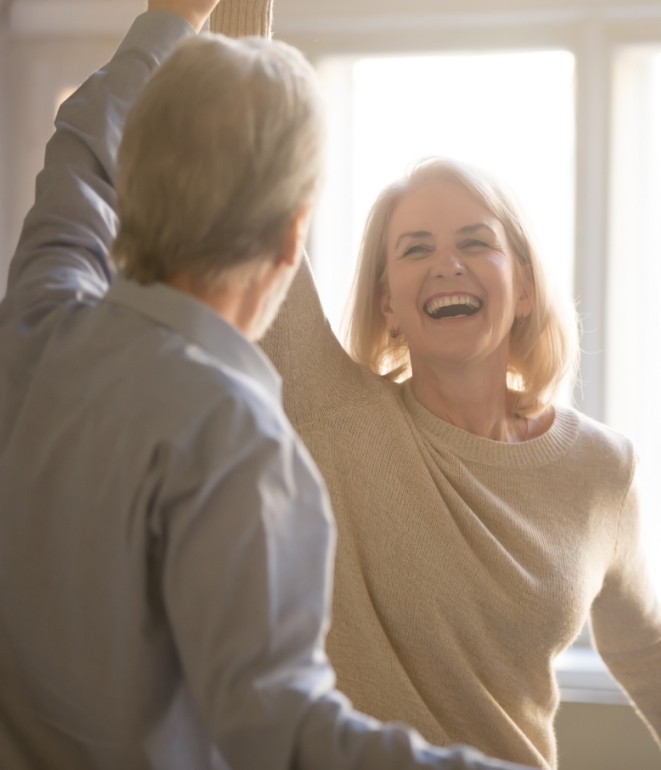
top-left (125, 327), bottom-right (287, 444)
top-left (87, 286), bottom-right (283, 430)
top-left (177, 341), bottom-right (289, 440)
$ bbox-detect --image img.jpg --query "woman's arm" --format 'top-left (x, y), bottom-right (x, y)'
top-left (260, 255), bottom-right (368, 430)
top-left (210, 0), bottom-right (272, 37)
top-left (210, 3), bottom-right (365, 429)
top-left (590, 471), bottom-right (661, 748)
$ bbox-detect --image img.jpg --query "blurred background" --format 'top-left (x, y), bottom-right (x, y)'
top-left (1, 0), bottom-right (660, 766)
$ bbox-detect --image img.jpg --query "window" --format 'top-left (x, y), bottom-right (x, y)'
top-left (607, 45), bottom-right (661, 597)
top-left (311, 49), bottom-right (576, 334)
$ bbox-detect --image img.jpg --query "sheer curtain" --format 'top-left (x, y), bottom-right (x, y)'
top-left (607, 46), bottom-right (661, 598)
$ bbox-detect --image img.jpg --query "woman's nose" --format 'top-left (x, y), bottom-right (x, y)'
top-left (433, 249), bottom-right (465, 278)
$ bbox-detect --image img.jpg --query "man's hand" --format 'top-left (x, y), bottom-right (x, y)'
top-left (148, 0), bottom-right (221, 33)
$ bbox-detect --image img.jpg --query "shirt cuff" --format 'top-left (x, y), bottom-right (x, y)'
top-left (210, 0), bottom-right (273, 38)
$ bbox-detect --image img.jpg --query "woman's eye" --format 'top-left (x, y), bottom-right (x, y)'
top-left (459, 239), bottom-right (490, 250)
top-left (402, 244), bottom-right (432, 258)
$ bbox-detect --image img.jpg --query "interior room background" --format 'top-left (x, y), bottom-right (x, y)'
top-left (1, 0), bottom-right (660, 767)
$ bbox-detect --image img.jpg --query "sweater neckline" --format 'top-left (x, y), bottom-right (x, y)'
top-left (399, 381), bottom-right (579, 468)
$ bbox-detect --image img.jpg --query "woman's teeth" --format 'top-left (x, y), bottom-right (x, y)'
top-left (424, 295), bottom-right (482, 319)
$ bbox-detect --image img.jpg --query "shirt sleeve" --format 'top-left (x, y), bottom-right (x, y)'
top-left (0, 11), bottom-right (195, 324)
top-left (159, 394), bottom-right (534, 770)
top-left (590, 467), bottom-right (661, 748)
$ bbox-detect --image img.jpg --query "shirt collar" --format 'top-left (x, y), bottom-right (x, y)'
top-left (104, 276), bottom-right (282, 399)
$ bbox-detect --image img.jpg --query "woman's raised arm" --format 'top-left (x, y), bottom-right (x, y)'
top-left (260, 254), bottom-right (367, 429)
top-left (210, 0), bottom-right (273, 37)
top-left (211, 3), bottom-right (366, 428)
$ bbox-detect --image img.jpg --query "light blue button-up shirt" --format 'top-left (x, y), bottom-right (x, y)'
top-left (0, 10), bottom-right (531, 770)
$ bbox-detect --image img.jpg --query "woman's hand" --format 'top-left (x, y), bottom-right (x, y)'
top-left (148, 0), bottom-right (221, 33)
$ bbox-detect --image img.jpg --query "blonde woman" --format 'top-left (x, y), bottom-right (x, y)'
top-left (262, 158), bottom-right (661, 769)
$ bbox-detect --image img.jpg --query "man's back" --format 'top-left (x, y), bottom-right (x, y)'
top-left (0, 267), bottom-right (334, 767)
top-left (0, 16), bottom-right (335, 758)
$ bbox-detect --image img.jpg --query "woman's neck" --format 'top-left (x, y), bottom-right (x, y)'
top-left (408, 355), bottom-right (528, 443)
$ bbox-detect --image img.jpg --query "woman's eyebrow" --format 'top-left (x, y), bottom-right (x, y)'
top-left (394, 231), bottom-right (433, 249)
top-left (456, 223), bottom-right (497, 237)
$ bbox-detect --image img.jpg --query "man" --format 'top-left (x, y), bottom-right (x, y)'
top-left (0, 1), bottom-right (534, 768)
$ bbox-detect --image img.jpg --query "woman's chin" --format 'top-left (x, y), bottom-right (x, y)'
top-left (408, 333), bottom-right (510, 374)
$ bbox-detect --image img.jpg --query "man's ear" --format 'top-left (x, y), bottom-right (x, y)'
top-left (274, 205), bottom-right (309, 269)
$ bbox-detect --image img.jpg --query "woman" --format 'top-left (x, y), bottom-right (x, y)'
top-left (261, 158), bottom-right (661, 769)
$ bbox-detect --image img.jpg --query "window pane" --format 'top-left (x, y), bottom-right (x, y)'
top-left (608, 46), bottom-right (661, 596)
top-left (312, 50), bottom-right (576, 337)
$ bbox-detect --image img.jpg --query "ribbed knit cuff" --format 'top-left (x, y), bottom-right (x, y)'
top-left (210, 0), bottom-right (273, 38)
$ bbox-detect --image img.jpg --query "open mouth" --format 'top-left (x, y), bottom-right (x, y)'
top-left (423, 294), bottom-right (483, 319)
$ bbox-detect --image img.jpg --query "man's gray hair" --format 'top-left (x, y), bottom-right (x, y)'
top-left (113, 34), bottom-right (325, 285)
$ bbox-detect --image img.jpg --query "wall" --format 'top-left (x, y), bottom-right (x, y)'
top-left (4, 36), bottom-right (117, 280)
top-left (0, 0), bottom-right (129, 292)
top-left (556, 702), bottom-right (661, 770)
top-left (0, 0), bottom-right (9, 288)
top-left (274, 0), bottom-right (661, 58)
top-left (278, 0), bottom-right (651, 15)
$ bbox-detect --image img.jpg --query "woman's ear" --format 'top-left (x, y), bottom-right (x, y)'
top-left (379, 281), bottom-right (401, 337)
top-left (515, 263), bottom-right (534, 320)
top-left (379, 281), bottom-right (395, 321)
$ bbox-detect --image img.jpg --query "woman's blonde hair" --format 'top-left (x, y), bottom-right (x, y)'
top-left (344, 158), bottom-right (580, 417)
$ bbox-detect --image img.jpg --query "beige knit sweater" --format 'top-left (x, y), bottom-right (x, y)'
top-left (260, 260), bottom-right (661, 769)
top-left (212, 4), bottom-right (661, 768)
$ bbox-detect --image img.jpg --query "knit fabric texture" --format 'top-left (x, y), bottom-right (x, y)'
top-left (210, 0), bottom-right (272, 38)
top-left (261, 258), bottom-right (661, 769)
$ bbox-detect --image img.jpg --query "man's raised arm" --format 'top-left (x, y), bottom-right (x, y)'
top-left (0, 5), bottom-right (206, 322)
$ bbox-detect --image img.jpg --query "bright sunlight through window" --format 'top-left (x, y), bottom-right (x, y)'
top-left (312, 50), bottom-right (576, 338)
top-left (608, 46), bottom-right (661, 597)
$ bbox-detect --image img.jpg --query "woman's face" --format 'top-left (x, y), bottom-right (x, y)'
top-left (381, 180), bottom-right (531, 376)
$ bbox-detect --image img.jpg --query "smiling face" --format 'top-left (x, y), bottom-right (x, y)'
top-left (381, 179), bottom-right (532, 379)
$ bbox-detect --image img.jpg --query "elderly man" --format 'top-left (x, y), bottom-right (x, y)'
top-left (0, 2), bottom-right (534, 769)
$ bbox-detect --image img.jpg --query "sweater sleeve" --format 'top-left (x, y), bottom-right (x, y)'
top-left (590, 468), bottom-right (661, 749)
top-left (260, 255), bottom-right (370, 429)
top-left (210, 2), bottom-right (368, 426)
top-left (210, 0), bottom-right (272, 37)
